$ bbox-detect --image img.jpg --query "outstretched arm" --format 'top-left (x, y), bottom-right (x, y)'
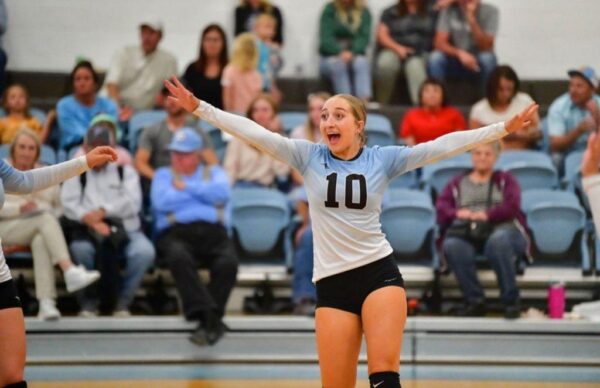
top-left (582, 132), bottom-right (600, 234)
top-left (164, 77), bottom-right (314, 173)
top-left (1, 146), bottom-right (117, 194)
top-left (405, 103), bottom-right (538, 171)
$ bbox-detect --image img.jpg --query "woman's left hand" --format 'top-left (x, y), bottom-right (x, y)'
top-left (505, 103), bottom-right (539, 134)
top-left (86, 146), bottom-right (118, 168)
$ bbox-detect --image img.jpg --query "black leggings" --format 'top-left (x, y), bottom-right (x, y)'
top-left (0, 280), bottom-right (21, 310)
top-left (316, 255), bottom-right (404, 316)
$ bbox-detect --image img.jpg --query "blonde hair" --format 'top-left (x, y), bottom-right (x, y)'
top-left (329, 94), bottom-right (368, 146)
top-left (334, 0), bottom-right (364, 32)
top-left (241, 0), bottom-right (272, 12)
top-left (306, 92), bottom-right (331, 142)
top-left (230, 32), bottom-right (258, 72)
top-left (10, 128), bottom-right (41, 163)
top-left (255, 13), bottom-right (277, 28)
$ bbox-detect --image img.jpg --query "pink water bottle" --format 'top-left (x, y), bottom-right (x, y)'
top-left (547, 282), bottom-right (565, 319)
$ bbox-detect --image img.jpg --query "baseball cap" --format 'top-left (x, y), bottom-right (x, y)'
top-left (85, 123), bottom-right (115, 147)
top-left (140, 19), bottom-right (163, 32)
top-left (89, 113), bottom-right (122, 143)
top-left (568, 66), bottom-right (599, 89)
top-left (168, 128), bottom-right (203, 153)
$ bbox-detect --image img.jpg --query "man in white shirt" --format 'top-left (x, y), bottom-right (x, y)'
top-left (61, 124), bottom-right (155, 316)
top-left (103, 19), bottom-right (178, 120)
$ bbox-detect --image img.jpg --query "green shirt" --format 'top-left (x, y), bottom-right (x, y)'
top-left (319, 2), bottom-right (372, 56)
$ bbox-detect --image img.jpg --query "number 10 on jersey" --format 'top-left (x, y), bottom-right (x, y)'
top-left (324, 173), bottom-right (367, 209)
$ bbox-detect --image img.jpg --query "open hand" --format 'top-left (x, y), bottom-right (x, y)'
top-left (164, 76), bottom-right (200, 113)
top-left (505, 103), bottom-right (539, 134)
top-left (86, 146), bottom-right (118, 168)
top-left (581, 132), bottom-right (600, 177)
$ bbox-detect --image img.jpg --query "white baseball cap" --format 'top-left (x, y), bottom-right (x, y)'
top-left (140, 19), bottom-right (163, 32)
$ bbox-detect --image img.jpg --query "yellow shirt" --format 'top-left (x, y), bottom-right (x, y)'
top-left (0, 116), bottom-right (43, 144)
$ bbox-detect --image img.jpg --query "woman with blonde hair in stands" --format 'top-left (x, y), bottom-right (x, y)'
top-left (291, 92), bottom-right (331, 143)
top-left (224, 93), bottom-right (289, 188)
top-left (166, 75), bottom-right (537, 388)
top-left (0, 129), bottom-right (101, 321)
top-left (221, 32), bottom-right (263, 114)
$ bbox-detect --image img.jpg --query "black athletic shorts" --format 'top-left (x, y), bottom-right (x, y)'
top-left (0, 279), bottom-right (22, 310)
top-left (315, 254), bottom-right (404, 316)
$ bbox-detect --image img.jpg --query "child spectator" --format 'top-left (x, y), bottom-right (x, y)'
top-left (0, 84), bottom-right (53, 144)
top-left (235, 0), bottom-right (284, 45)
top-left (253, 13), bottom-right (283, 99)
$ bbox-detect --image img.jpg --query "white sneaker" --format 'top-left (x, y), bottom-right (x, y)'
top-left (113, 309), bottom-right (131, 317)
top-left (64, 265), bottom-right (100, 293)
top-left (38, 298), bottom-right (61, 321)
top-left (78, 309), bottom-right (98, 318)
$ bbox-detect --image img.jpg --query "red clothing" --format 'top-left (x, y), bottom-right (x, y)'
top-left (400, 107), bottom-right (466, 144)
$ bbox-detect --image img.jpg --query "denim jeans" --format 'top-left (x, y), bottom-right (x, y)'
top-left (70, 230), bottom-right (155, 311)
top-left (427, 50), bottom-right (496, 93)
top-left (292, 227), bottom-right (316, 303)
top-left (320, 55), bottom-right (372, 100)
top-left (443, 225), bottom-right (525, 304)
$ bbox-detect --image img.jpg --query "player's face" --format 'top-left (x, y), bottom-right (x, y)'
top-left (496, 77), bottom-right (515, 106)
top-left (471, 144), bottom-right (497, 173)
top-left (73, 67), bottom-right (96, 96)
top-left (569, 76), bottom-right (594, 106)
top-left (320, 97), bottom-right (363, 157)
top-left (13, 134), bottom-right (38, 169)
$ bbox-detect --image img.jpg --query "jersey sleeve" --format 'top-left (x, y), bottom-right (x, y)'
top-left (381, 121), bottom-right (507, 178)
top-left (193, 101), bottom-right (315, 173)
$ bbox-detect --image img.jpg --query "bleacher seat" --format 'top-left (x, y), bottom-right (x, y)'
top-left (421, 153), bottom-right (472, 199)
top-left (0, 144), bottom-right (56, 165)
top-left (206, 127), bottom-right (227, 163)
top-left (231, 187), bottom-right (293, 266)
top-left (366, 113), bottom-right (393, 133)
top-left (389, 170), bottom-right (418, 189)
top-left (497, 150), bottom-right (558, 191)
top-left (521, 189), bottom-right (591, 274)
top-left (381, 189), bottom-right (438, 268)
top-left (128, 110), bottom-right (166, 151)
top-left (279, 111), bottom-right (306, 135)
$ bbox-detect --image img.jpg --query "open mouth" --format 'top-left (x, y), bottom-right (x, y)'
top-left (327, 134), bottom-right (341, 143)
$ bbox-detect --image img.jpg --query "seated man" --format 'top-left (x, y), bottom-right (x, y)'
top-left (548, 66), bottom-right (600, 168)
top-left (428, 0), bottom-right (498, 93)
top-left (151, 128), bottom-right (237, 346)
top-left (61, 123), bottom-right (155, 316)
top-left (103, 19), bottom-right (177, 120)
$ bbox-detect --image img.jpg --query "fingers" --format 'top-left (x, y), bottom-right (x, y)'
top-left (163, 79), bottom-right (179, 95)
top-left (172, 76), bottom-right (186, 89)
top-left (166, 96), bottom-right (180, 105)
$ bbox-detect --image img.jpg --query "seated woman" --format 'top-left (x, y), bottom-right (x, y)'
top-left (399, 78), bottom-right (466, 145)
top-left (0, 129), bottom-right (100, 320)
top-left (436, 141), bottom-right (530, 319)
top-left (56, 61), bottom-right (118, 150)
top-left (224, 94), bottom-right (289, 188)
top-left (0, 84), bottom-right (54, 144)
top-left (470, 65), bottom-right (541, 150)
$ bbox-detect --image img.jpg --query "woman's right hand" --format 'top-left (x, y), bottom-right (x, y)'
top-left (164, 76), bottom-right (201, 113)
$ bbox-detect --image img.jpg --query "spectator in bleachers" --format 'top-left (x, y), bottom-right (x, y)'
top-left (427, 0), bottom-right (498, 93)
top-left (57, 61), bottom-right (118, 150)
top-left (152, 128), bottom-right (237, 346)
top-left (399, 78), bottom-right (465, 145)
top-left (0, 84), bottom-right (53, 144)
top-left (0, 129), bottom-right (100, 320)
top-left (470, 65), bottom-right (541, 150)
top-left (235, 0), bottom-right (284, 45)
top-left (319, 0), bottom-right (373, 101)
top-left (292, 188), bottom-right (316, 316)
top-left (374, 0), bottom-right (435, 105)
top-left (222, 33), bottom-right (263, 114)
top-left (61, 124), bottom-right (155, 317)
top-left (182, 24), bottom-right (228, 110)
top-left (224, 94), bottom-right (289, 188)
top-left (548, 67), bottom-right (600, 166)
top-left (72, 114), bottom-right (132, 166)
top-left (582, 132), bottom-right (600, 234)
top-left (135, 87), bottom-right (216, 187)
top-left (436, 141), bottom-right (528, 319)
top-left (253, 13), bottom-right (283, 101)
top-left (290, 92), bottom-right (329, 142)
top-left (103, 19), bottom-right (177, 120)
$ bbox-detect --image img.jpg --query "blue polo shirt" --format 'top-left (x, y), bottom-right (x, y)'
top-left (547, 92), bottom-right (600, 152)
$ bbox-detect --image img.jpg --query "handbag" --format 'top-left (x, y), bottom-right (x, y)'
top-left (445, 175), bottom-right (495, 244)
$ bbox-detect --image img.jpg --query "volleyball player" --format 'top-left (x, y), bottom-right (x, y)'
top-left (0, 146), bottom-right (117, 388)
top-left (165, 76), bottom-right (537, 388)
